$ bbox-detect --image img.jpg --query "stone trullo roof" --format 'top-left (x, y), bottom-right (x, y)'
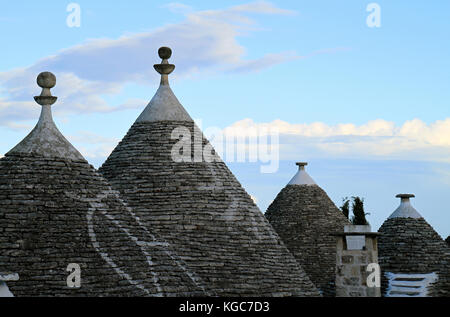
top-left (265, 162), bottom-right (350, 297)
top-left (378, 194), bottom-right (449, 297)
top-left (0, 72), bottom-right (207, 296)
top-left (99, 47), bottom-right (320, 297)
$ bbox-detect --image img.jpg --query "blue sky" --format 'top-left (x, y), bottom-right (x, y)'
top-left (0, 1), bottom-right (449, 237)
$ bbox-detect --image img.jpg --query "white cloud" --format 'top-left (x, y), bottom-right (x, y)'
top-left (68, 131), bottom-right (119, 145)
top-left (220, 118), bottom-right (450, 162)
top-left (0, 1), bottom-right (316, 128)
top-left (66, 131), bottom-right (120, 161)
top-left (163, 2), bottom-right (194, 14)
top-left (250, 195), bottom-right (259, 204)
top-left (229, 1), bottom-right (296, 15)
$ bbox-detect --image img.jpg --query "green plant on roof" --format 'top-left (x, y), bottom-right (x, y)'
top-left (340, 197), bottom-right (350, 219)
top-left (340, 196), bottom-right (370, 225)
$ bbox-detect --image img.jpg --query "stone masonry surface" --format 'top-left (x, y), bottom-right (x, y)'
top-left (335, 235), bottom-right (380, 297)
top-left (99, 121), bottom-right (320, 297)
top-left (378, 217), bottom-right (449, 297)
top-left (0, 153), bottom-right (207, 296)
top-left (265, 184), bottom-right (350, 297)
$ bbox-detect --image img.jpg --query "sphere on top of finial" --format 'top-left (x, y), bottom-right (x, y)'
top-left (34, 72), bottom-right (57, 106)
top-left (154, 47), bottom-right (175, 79)
top-left (158, 47), bottom-right (172, 60)
top-left (37, 72), bottom-right (56, 89)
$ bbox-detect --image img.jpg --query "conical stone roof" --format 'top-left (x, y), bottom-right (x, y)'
top-left (265, 162), bottom-right (350, 297)
top-left (0, 72), bottom-right (207, 296)
top-left (378, 194), bottom-right (449, 297)
top-left (99, 48), bottom-right (319, 297)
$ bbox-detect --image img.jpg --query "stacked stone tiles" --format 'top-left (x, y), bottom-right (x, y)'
top-left (378, 195), bottom-right (449, 297)
top-left (0, 72), bottom-right (207, 296)
top-left (99, 48), bottom-right (320, 297)
top-left (265, 163), bottom-right (350, 297)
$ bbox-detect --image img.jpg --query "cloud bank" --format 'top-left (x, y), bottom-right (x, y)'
top-left (66, 117), bottom-right (450, 167)
top-left (220, 118), bottom-right (450, 163)
top-left (0, 1), bottom-right (304, 126)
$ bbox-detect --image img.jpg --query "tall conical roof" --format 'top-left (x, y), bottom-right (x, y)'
top-left (136, 47), bottom-right (192, 123)
top-left (378, 194), bottom-right (449, 297)
top-left (0, 73), bottom-right (207, 296)
top-left (99, 48), bottom-right (319, 297)
top-left (265, 162), bottom-right (350, 297)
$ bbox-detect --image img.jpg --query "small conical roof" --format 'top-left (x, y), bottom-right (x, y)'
top-left (388, 194), bottom-right (422, 219)
top-left (266, 162), bottom-right (350, 297)
top-left (135, 84), bottom-right (192, 122)
top-left (288, 162), bottom-right (316, 185)
top-left (378, 194), bottom-right (449, 297)
top-left (7, 72), bottom-right (84, 161)
top-left (0, 73), bottom-right (206, 296)
top-left (136, 47), bottom-right (192, 123)
top-left (99, 48), bottom-right (319, 297)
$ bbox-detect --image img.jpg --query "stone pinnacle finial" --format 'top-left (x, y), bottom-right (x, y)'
top-left (389, 193), bottom-right (422, 219)
top-left (288, 162), bottom-right (316, 185)
top-left (154, 47), bottom-right (175, 85)
top-left (396, 194), bottom-right (415, 201)
top-left (34, 72), bottom-right (57, 106)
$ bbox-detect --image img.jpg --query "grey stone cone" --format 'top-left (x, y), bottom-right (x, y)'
top-left (378, 195), bottom-right (450, 297)
top-left (7, 72), bottom-right (84, 161)
top-left (265, 163), bottom-right (350, 297)
top-left (0, 72), bottom-right (207, 296)
top-left (99, 48), bottom-right (320, 297)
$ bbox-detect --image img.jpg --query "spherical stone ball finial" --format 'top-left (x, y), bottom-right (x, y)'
top-left (158, 47), bottom-right (172, 60)
top-left (37, 72), bottom-right (56, 89)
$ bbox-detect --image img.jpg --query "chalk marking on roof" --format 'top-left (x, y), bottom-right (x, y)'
top-left (206, 162), bottom-right (276, 241)
top-left (112, 191), bottom-right (211, 295)
top-left (66, 188), bottom-right (210, 296)
top-left (86, 209), bottom-right (158, 296)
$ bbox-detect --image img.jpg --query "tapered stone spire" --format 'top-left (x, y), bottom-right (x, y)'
top-left (288, 162), bottom-right (317, 186)
top-left (6, 72), bottom-right (84, 161)
top-left (388, 194), bottom-right (422, 219)
top-left (136, 47), bottom-right (192, 123)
